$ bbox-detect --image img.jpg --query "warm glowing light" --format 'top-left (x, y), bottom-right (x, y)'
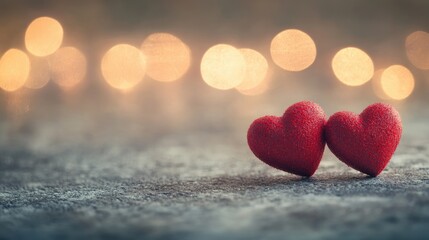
top-left (236, 48), bottom-right (268, 91)
top-left (25, 17), bottom-right (64, 57)
top-left (0, 49), bottom-right (30, 92)
top-left (101, 44), bottom-right (146, 90)
top-left (371, 69), bottom-right (390, 100)
top-left (405, 31), bottom-right (429, 69)
top-left (200, 44), bottom-right (245, 90)
top-left (270, 29), bottom-right (316, 71)
top-left (141, 33), bottom-right (191, 82)
top-left (380, 65), bottom-right (414, 100)
top-left (332, 47), bottom-right (374, 86)
top-left (50, 47), bottom-right (87, 89)
top-left (25, 57), bottom-right (50, 89)
top-left (237, 75), bottom-right (270, 96)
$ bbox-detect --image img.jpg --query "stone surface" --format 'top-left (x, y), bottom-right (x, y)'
top-left (0, 107), bottom-right (428, 240)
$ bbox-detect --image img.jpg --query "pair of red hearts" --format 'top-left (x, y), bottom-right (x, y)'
top-left (247, 101), bottom-right (402, 177)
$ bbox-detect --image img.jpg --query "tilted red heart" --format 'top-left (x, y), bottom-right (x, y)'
top-left (247, 101), bottom-right (326, 177)
top-left (325, 103), bottom-right (402, 177)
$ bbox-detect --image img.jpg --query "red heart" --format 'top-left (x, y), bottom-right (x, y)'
top-left (325, 103), bottom-right (402, 177)
top-left (247, 101), bottom-right (326, 177)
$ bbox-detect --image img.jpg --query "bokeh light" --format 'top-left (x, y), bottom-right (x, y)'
top-left (332, 47), bottom-right (374, 86)
top-left (50, 47), bottom-right (87, 89)
top-left (0, 49), bottom-right (30, 92)
top-left (25, 17), bottom-right (64, 57)
top-left (101, 44), bottom-right (146, 90)
top-left (236, 48), bottom-right (268, 91)
top-left (380, 65), bottom-right (414, 100)
top-left (405, 31), bottom-right (429, 70)
top-left (371, 69), bottom-right (390, 100)
top-left (200, 44), bottom-right (245, 90)
top-left (141, 33), bottom-right (191, 82)
top-left (25, 57), bottom-right (50, 89)
top-left (270, 29), bottom-right (316, 71)
top-left (237, 75), bottom-right (270, 96)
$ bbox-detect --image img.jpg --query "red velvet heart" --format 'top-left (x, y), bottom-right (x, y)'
top-left (247, 101), bottom-right (326, 177)
top-left (325, 103), bottom-right (402, 177)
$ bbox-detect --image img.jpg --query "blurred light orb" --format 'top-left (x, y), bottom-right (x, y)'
top-left (101, 44), bottom-right (146, 90)
top-left (405, 31), bottom-right (429, 69)
top-left (371, 69), bottom-right (390, 100)
top-left (236, 48), bottom-right (268, 91)
top-left (25, 57), bottom-right (50, 89)
top-left (237, 77), bottom-right (270, 96)
top-left (25, 17), bottom-right (64, 57)
top-left (332, 47), bottom-right (374, 86)
top-left (270, 29), bottom-right (316, 71)
top-left (381, 65), bottom-right (414, 100)
top-left (0, 49), bottom-right (30, 92)
top-left (200, 44), bottom-right (245, 90)
top-left (50, 47), bottom-right (87, 89)
top-left (141, 33), bottom-right (191, 82)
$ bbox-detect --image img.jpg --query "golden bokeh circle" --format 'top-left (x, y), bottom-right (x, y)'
top-left (371, 69), bottom-right (390, 100)
top-left (380, 65), bottom-right (414, 100)
top-left (50, 47), bottom-right (87, 89)
top-left (141, 33), bottom-right (191, 82)
top-left (237, 77), bottom-right (270, 96)
top-left (101, 44), bottom-right (146, 90)
top-left (200, 44), bottom-right (245, 90)
top-left (236, 48), bottom-right (268, 91)
top-left (270, 29), bottom-right (316, 71)
top-left (405, 31), bottom-right (429, 70)
top-left (25, 17), bottom-right (64, 57)
top-left (0, 49), bottom-right (30, 92)
top-left (332, 47), bottom-right (374, 86)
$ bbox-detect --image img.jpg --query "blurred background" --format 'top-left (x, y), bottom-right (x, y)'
top-left (1, 1), bottom-right (429, 239)
top-left (1, 0), bottom-right (429, 152)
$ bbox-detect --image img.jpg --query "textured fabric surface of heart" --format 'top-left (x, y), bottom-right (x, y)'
top-left (325, 103), bottom-right (402, 176)
top-left (247, 101), bottom-right (326, 177)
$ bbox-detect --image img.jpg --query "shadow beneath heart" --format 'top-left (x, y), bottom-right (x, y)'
top-left (208, 171), bottom-right (373, 186)
top-left (141, 172), bottom-right (379, 198)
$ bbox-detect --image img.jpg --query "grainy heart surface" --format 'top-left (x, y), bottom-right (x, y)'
top-left (247, 101), bottom-right (326, 177)
top-left (325, 103), bottom-right (402, 177)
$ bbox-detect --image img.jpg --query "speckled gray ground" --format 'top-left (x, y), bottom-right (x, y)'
top-left (0, 99), bottom-right (428, 240)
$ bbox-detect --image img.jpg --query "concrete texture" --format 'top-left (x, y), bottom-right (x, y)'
top-left (1, 113), bottom-right (428, 240)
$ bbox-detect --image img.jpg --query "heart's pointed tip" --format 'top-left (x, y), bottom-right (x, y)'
top-left (301, 173), bottom-right (315, 178)
top-left (366, 173), bottom-right (379, 178)
top-left (365, 169), bottom-right (383, 177)
top-left (282, 168), bottom-right (316, 178)
top-left (298, 175), bottom-right (313, 180)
